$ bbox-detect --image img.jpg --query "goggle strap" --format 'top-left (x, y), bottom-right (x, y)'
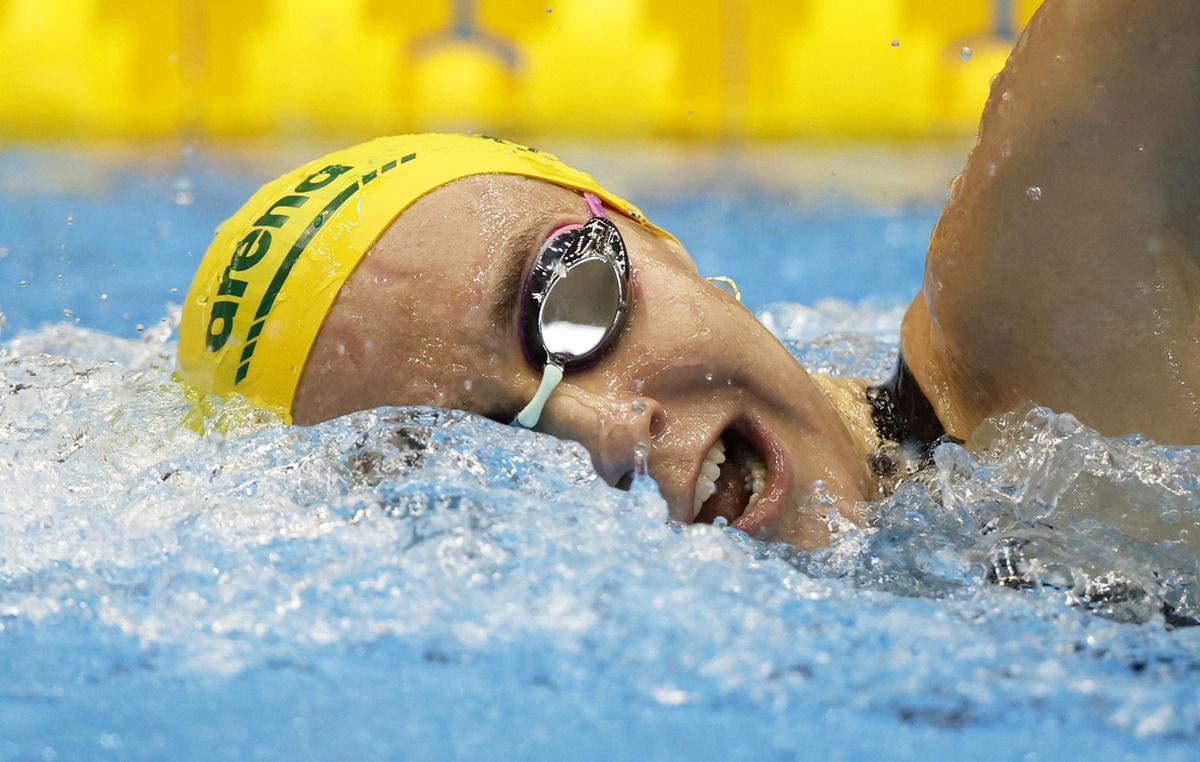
top-left (513, 362), bottom-right (564, 429)
top-left (583, 192), bottom-right (606, 219)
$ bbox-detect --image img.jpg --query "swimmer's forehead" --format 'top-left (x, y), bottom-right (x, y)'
top-left (472, 172), bottom-right (694, 267)
top-left (380, 174), bottom-right (693, 332)
top-left (472, 174), bottom-right (694, 286)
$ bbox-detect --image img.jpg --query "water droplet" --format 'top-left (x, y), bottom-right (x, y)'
top-left (66, 215), bottom-right (73, 225)
top-left (631, 400), bottom-right (646, 416)
top-left (0, 246), bottom-right (8, 259)
top-left (998, 90), bottom-right (1014, 115)
top-left (947, 173), bottom-right (963, 201)
top-left (1026, 186), bottom-right (1043, 202)
top-left (985, 162), bottom-right (997, 176)
top-left (62, 308), bottom-right (73, 318)
top-left (174, 176), bottom-right (194, 206)
top-left (99, 293), bottom-right (108, 301)
top-left (626, 440), bottom-right (662, 497)
top-left (1000, 140), bottom-right (1013, 158)
top-left (463, 379), bottom-right (473, 391)
top-left (890, 38), bottom-right (901, 48)
top-left (704, 372), bottom-right (714, 382)
top-left (135, 323), bottom-right (146, 333)
top-left (1137, 143), bottom-right (1145, 152)
top-left (633, 442), bottom-right (650, 477)
top-left (631, 378), bottom-right (644, 394)
top-left (19, 280), bottom-right (27, 288)
top-left (960, 46), bottom-right (973, 60)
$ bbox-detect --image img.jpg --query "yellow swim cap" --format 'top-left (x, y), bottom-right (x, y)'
top-left (177, 134), bottom-right (670, 422)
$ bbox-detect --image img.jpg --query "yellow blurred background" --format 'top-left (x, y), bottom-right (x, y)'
top-left (0, 0), bottom-right (1042, 141)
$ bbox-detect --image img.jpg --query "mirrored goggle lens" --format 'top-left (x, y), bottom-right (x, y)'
top-left (540, 257), bottom-right (623, 361)
top-left (520, 217), bottom-right (630, 369)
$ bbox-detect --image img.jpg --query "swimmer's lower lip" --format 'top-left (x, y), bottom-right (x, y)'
top-left (730, 418), bottom-right (789, 537)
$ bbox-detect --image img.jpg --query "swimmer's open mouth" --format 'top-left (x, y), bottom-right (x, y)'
top-left (692, 428), bottom-right (768, 526)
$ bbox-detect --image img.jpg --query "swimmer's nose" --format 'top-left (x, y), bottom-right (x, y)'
top-left (535, 385), bottom-right (665, 486)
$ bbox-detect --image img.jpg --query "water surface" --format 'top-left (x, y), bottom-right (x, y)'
top-left (1, 144), bottom-right (1197, 761)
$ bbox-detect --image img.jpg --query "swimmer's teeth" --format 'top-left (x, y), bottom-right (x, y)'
top-left (691, 435), bottom-right (767, 520)
top-left (692, 437), bottom-right (725, 519)
top-left (743, 450), bottom-right (767, 509)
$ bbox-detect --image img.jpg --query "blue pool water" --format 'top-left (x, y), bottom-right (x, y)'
top-left (2, 143), bottom-right (1199, 760)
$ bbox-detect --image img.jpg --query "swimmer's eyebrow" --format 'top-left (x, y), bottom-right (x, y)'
top-left (489, 211), bottom-right (560, 332)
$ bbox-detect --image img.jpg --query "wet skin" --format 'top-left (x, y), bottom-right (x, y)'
top-left (904, 0), bottom-right (1200, 444)
top-left (293, 174), bottom-right (872, 549)
top-left (293, 0), bottom-right (1200, 548)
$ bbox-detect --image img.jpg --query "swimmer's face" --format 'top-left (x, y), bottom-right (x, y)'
top-left (295, 175), bottom-right (871, 548)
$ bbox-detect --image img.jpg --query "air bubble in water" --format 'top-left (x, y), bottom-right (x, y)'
top-left (1026, 186), bottom-right (1043, 202)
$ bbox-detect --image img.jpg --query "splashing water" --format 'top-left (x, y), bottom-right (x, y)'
top-left (2, 300), bottom-right (1199, 760)
top-left (763, 303), bottom-right (1200, 625)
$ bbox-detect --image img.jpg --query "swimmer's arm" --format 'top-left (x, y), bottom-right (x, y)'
top-left (902, 0), bottom-right (1200, 443)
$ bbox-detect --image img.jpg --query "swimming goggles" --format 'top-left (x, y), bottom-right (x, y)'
top-left (513, 193), bottom-right (630, 428)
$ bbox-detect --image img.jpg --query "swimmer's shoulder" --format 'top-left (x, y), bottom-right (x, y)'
top-left (902, 0), bottom-right (1200, 443)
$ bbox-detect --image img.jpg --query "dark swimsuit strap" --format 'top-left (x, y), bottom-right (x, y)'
top-left (866, 354), bottom-right (954, 454)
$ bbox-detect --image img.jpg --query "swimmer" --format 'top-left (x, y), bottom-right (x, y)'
top-left (178, 0), bottom-right (1200, 548)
